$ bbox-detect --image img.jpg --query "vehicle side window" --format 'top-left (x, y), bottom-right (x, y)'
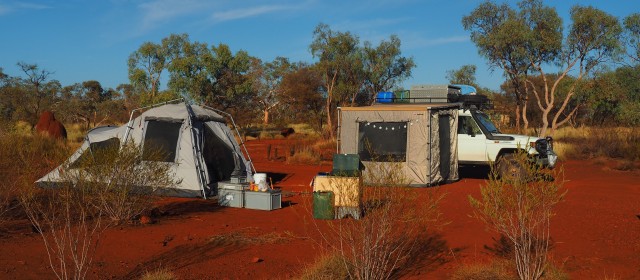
top-left (458, 116), bottom-right (482, 135)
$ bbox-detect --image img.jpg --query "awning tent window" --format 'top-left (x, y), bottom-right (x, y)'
top-left (143, 120), bottom-right (182, 162)
top-left (358, 122), bottom-right (408, 162)
top-left (71, 137), bottom-right (120, 168)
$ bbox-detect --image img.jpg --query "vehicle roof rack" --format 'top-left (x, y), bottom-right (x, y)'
top-left (374, 84), bottom-right (493, 110)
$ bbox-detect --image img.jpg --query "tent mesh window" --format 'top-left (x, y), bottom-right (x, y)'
top-left (358, 122), bottom-right (407, 162)
top-left (202, 125), bottom-right (235, 183)
top-left (143, 120), bottom-right (182, 162)
top-left (71, 137), bottom-right (121, 168)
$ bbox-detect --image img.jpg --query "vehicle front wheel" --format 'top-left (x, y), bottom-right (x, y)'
top-left (497, 154), bottom-right (525, 182)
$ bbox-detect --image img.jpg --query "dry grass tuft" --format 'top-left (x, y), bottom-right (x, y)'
top-left (298, 253), bottom-right (352, 280)
top-left (208, 228), bottom-right (293, 247)
top-left (140, 268), bottom-right (177, 280)
top-left (555, 127), bottom-right (640, 162)
top-left (287, 146), bottom-right (321, 165)
top-left (451, 259), bottom-right (515, 280)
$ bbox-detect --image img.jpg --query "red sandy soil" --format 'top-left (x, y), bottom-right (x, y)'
top-left (1, 139), bottom-right (639, 279)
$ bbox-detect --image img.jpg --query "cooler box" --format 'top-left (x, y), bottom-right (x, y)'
top-left (244, 190), bottom-right (282, 211)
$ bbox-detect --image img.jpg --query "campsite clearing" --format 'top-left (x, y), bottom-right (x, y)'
top-left (1, 139), bottom-right (639, 279)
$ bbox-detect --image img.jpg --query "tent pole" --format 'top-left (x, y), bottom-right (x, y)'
top-left (184, 103), bottom-right (209, 199)
top-left (429, 110), bottom-right (433, 185)
top-left (336, 107), bottom-right (342, 153)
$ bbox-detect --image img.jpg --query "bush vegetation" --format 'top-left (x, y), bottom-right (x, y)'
top-left (554, 126), bottom-right (640, 162)
top-left (140, 268), bottom-right (176, 280)
top-left (0, 130), bottom-right (70, 228)
top-left (469, 150), bottom-right (566, 280)
top-left (309, 155), bottom-right (444, 280)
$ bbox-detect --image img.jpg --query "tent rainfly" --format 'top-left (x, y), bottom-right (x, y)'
top-left (37, 101), bottom-right (254, 198)
top-left (337, 103), bottom-right (460, 186)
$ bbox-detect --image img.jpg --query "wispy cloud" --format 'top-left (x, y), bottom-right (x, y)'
top-left (332, 17), bottom-right (412, 34)
top-left (0, 5), bottom-right (10, 15)
top-left (16, 2), bottom-right (51, 10)
top-left (131, 0), bottom-right (312, 36)
top-left (137, 0), bottom-right (213, 32)
top-left (211, 4), bottom-right (293, 22)
top-left (0, 1), bottom-right (51, 15)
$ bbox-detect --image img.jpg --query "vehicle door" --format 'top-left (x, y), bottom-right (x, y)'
top-left (457, 115), bottom-right (487, 163)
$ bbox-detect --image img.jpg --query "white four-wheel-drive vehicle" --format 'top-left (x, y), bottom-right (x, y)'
top-left (457, 107), bottom-right (557, 176)
top-left (375, 84), bottom-right (558, 178)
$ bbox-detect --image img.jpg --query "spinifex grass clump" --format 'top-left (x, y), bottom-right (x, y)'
top-left (71, 142), bottom-right (177, 224)
top-left (469, 150), bottom-right (565, 280)
top-left (20, 142), bottom-right (176, 280)
top-left (314, 154), bottom-right (444, 280)
top-left (0, 131), bottom-right (70, 230)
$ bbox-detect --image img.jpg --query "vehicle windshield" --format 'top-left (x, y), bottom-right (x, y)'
top-left (474, 112), bottom-right (500, 134)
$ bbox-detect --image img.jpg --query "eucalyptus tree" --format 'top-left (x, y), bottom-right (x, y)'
top-left (464, 0), bottom-right (622, 136)
top-left (624, 13), bottom-right (640, 63)
top-left (205, 44), bottom-right (255, 114)
top-left (446, 64), bottom-right (478, 86)
top-left (310, 23), bottom-right (362, 138)
top-left (164, 33), bottom-right (210, 101)
top-left (362, 35), bottom-right (415, 105)
top-left (463, 1), bottom-right (538, 132)
top-left (128, 42), bottom-right (167, 98)
top-left (279, 63), bottom-right (324, 131)
top-left (249, 56), bottom-right (293, 124)
top-left (16, 62), bottom-right (60, 127)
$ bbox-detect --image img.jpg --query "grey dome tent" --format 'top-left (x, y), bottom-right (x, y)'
top-left (337, 103), bottom-right (459, 186)
top-left (37, 101), bottom-right (254, 198)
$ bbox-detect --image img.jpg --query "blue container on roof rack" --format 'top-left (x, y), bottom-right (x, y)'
top-left (450, 84), bottom-right (477, 95)
top-left (376, 91), bottom-right (395, 103)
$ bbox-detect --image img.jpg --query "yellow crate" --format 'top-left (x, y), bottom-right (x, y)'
top-left (313, 176), bottom-right (362, 207)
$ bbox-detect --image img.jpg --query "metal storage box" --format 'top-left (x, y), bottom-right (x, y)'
top-left (217, 182), bottom-right (248, 208)
top-left (218, 181), bottom-right (248, 190)
top-left (218, 188), bottom-right (244, 208)
top-left (410, 84), bottom-right (449, 103)
top-left (244, 190), bottom-right (282, 211)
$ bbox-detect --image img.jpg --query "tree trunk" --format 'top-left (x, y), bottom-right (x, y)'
top-left (515, 104), bottom-right (521, 133)
top-left (263, 110), bottom-right (269, 125)
top-left (326, 98), bottom-right (333, 139)
top-left (522, 100), bottom-right (529, 132)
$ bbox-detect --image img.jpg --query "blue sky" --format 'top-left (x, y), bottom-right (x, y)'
top-left (0, 0), bottom-right (635, 92)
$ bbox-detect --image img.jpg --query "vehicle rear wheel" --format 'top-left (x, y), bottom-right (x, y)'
top-left (497, 154), bottom-right (525, 182)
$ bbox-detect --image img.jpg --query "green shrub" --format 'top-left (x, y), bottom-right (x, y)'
top-left (469, 150), bottom-right (565, 280)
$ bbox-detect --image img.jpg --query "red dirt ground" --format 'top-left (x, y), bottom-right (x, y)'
top-left (1, 139), bottom-right (639, 279)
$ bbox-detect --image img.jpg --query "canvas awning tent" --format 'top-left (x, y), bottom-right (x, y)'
top-left (337, 103), bottom-right (459, 186)
top-left (37, 101), bottom-right (254, 198)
